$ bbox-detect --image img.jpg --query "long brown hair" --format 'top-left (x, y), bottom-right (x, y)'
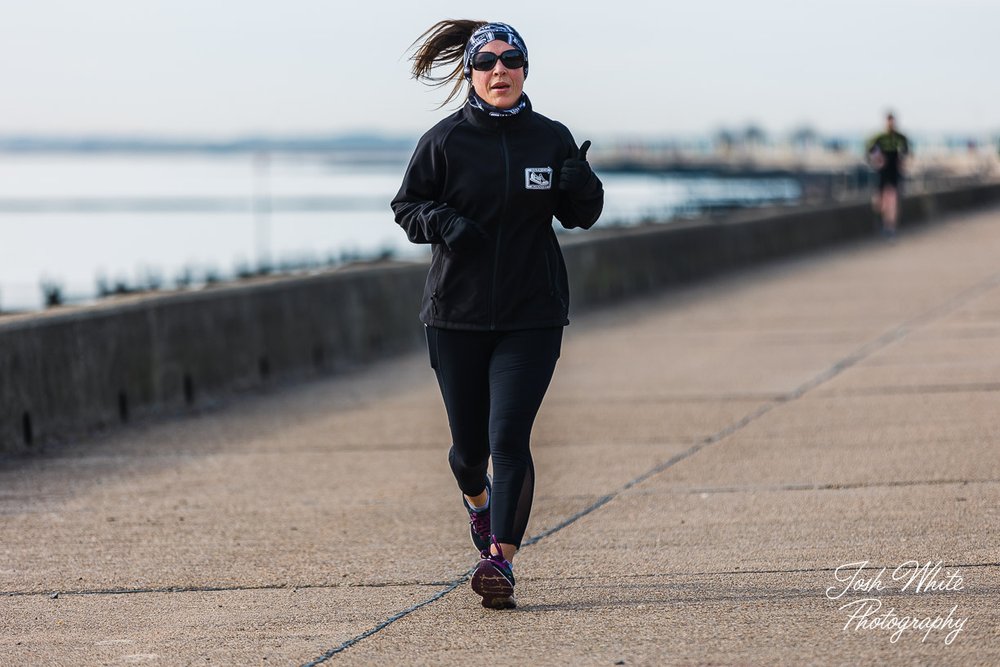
top-left (409, 19), bottom-right (486, 107)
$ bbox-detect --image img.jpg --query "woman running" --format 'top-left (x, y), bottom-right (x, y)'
top-left (391, 20), bottom-right (604, 609)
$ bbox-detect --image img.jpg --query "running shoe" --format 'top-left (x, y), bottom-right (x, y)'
top-left (463, 476), bottom-right (492, 553)
top-left (471, 536), bottom-right (516, 609)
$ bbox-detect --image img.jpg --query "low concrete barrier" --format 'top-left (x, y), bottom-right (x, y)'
top-left (0, 266), bottom-right (425, 453)
top-left (3, 182), bottom-right (1000, 453)
top-left (564, 182), bottom-right (1000, 308)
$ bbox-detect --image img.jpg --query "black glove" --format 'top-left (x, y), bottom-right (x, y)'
top-left (441, 215), bottom-right (488, 252)
top-left (559, 140), bottom-right (593, 192)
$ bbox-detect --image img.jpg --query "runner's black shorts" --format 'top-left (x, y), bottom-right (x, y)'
top-left (879, 169), bottom-right (901, 191)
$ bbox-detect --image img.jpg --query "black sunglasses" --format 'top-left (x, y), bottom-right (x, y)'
top-left (471, 49), bottom-right (526, 72)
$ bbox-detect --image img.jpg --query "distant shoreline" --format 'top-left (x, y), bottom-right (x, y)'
top-left (0, 134), bottom-right (417, 154)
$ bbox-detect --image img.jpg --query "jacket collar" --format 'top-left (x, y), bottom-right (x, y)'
top-left (462, 95), bottom-right (534, 132)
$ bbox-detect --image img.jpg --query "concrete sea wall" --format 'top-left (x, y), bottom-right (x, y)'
top-left (0, 266), bottom-right (426, 453)
top-left (3, 182), bottom-right (999, 453)
top-left (563, 182), bottom-right (1000, 309)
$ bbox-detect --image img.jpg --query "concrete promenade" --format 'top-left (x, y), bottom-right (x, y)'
top-left (2, 206), bottom-right (1000, 666)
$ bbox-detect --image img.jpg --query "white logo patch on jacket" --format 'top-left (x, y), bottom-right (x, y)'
top-left (525, 167), bottom-right (553, 190)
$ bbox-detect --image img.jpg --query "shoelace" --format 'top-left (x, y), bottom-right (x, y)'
top-left (486, 535), bottom-right (513, 573)
top-left (469, 508), bottom-right (490, 542)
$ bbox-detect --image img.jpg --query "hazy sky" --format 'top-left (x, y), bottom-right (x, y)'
top-left (2, 0), bottom-right (997, 139)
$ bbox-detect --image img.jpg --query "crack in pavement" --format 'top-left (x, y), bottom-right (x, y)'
top-left (299, 267), bottom-right (1000, 665)
top-left (681, 478), bottom-right (1000, 494)
top-left (0, 580), bottom-right (456, 599)
top-left (11, 562), bottom-right (996, 601)
top-left (819, 382), bottom-right (1000, 397)
top-left (545, 393), bottom-right (786, 405)
top-left (541, 561), bottom-right (1000, 582)
top-left (516, 586), bottom-right (1000, 612)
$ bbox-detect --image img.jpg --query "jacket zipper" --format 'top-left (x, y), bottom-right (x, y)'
top-left (489, 131), bottom-right (510, 330)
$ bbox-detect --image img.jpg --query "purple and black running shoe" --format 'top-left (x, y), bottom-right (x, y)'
top-left (463, 476), bottom-right (492, 553)
top-left (471, 536), bottom-right (516, 609)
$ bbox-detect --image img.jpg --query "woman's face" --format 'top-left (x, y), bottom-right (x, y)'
top-left (471, 40), bottom-right (525, 109)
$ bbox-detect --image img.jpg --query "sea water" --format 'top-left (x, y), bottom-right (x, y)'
top-left (0, 153), bottom-right (799, 311)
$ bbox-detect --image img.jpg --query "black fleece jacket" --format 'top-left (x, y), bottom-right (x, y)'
top-left (391, 98), bottom-right (604, 330)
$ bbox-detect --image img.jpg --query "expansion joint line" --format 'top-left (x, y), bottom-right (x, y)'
top-left (300, 268), bottom-right (1000, 665)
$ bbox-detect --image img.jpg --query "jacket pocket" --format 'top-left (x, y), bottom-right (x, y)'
top-left (427, 257), bottom-right (444, 317)
top-left (543, 240), bottom-right (556, 295)
top-left (545, 236), bottom-right (568, 310)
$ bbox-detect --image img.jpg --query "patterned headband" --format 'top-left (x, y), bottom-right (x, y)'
top-left (463, 22), bottom-right (529, 80)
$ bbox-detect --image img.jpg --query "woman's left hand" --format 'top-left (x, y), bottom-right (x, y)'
top-left (559, 140), bottom-right (593, 191)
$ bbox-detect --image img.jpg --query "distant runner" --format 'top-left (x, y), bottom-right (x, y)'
top-left (866, 112), bottom-right (910, 238)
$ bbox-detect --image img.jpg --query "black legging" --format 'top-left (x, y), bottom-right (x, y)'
top-left (426, 326), bottom-right (562, 549)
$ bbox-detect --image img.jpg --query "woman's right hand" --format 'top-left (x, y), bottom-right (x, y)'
top-left (442, 216), bottom-right (489, 252)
